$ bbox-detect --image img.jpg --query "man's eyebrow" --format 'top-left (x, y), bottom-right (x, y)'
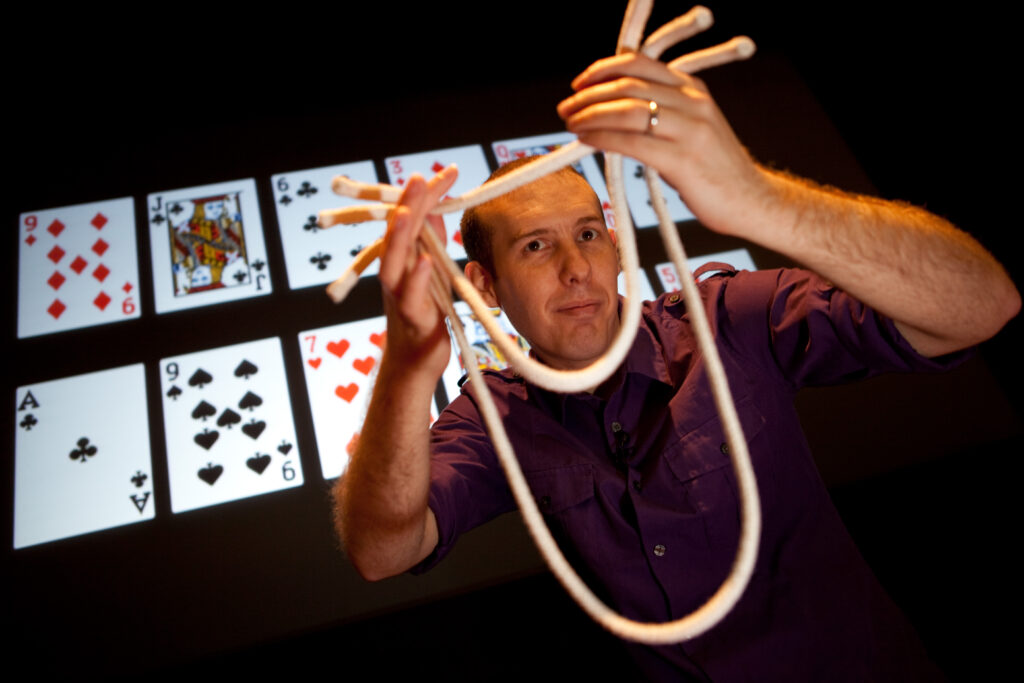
top-left (508, 215), bottom-right (605, 244)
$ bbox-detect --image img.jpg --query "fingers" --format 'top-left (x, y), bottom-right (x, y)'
top-left (570, 53), bottom-right (687, 91)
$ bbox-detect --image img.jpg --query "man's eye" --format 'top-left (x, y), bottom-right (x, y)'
top-left (580, 229), bottom-right (597, 241)
top-left (526, 240), bottom-right (542, 252)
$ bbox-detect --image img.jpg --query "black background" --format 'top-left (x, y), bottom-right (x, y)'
top-left (5, 3), bottom-right (1020, 679)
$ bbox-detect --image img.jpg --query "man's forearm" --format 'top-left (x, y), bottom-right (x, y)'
top-left (740, 167), bottom-right (1020, 357)
top-left (333, 358), bottom-right (439, 581)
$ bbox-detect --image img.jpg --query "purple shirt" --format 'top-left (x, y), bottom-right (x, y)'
top-left (422, 267), bottom-right (963, 680)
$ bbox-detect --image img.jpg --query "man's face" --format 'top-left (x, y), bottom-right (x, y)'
top-left (472, 172), bottom-right (620, 371)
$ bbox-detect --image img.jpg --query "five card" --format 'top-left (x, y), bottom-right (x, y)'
top-left (655, 248), bottom-right (757, 293)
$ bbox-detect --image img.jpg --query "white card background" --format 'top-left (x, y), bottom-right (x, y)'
top-left (298, 317), bottom-right (437, 480)
top-left (14, 364), bottom-right (154, 549)
top-left (18, 197), bottom-right (141, 339)
top-left (384, 145), bottom-right (492, 261)
top-left (160, 337), bottom-right (302, 513)
top-left (271, 160), bottom-right (386, 290)
top-left (148, 178), bottom-right (271, 313)
top-left (655, 248), bottom-right (757, 292)
top-left (618, 268), bottom-right (657, 302)
top-left (491, 132), bottom-right (617, 229)
top-left (621, 157), bottom-right (695, 228)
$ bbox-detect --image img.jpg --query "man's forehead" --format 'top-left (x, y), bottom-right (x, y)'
top-left (483, 170), bottom-right (604, 235)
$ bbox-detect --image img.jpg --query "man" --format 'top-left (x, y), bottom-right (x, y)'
top-left (333, 53), bottom-right (1020, 680)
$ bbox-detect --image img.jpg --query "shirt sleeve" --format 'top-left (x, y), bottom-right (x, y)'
top-left (411, 381), bottom-right (518, 573)
top-left (711, 267), bottom-right (973, 391)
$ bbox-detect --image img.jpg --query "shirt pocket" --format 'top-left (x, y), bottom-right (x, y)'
top-left (524, 463), bottom-right (595, 518)
top-left (663, 394), bottom-right (767, 548)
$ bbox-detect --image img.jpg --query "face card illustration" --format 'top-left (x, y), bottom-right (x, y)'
top-left (617, 268), bottom-right (657, 303)
top-left (384, 145), bottom-right (492, 261)
top-left (271, 160), bottom-right (386, 290)
top-left (621, 157), bottom-right (695, 229)
top-left (160, 337), bottom-right (302, 513)
top-left (298, 318), bottom-right (438, 480)
top-left (655, 248), bottom-right (757, 293)
top-left (148, 178), bottom-right (271, 313)
top-left (17, 197), bottom-right (141, 339)
top-left (441, 302), bottom-right (531, 408)
top-left (14, 364), bottom-right (154, 549)
top-left (491, 132), bottom-right (618, 229)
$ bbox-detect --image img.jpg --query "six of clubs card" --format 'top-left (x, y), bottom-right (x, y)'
top-left (272, 160), bottom-right (387, 290)
top-left (18, 197), bottom-right (141, 339)
top-left (298, 317), bottom-right (437, 480)
top-left (148, 178), bottom-right (271, 314)
top-left (14, 364), bottom-right (154, 549)
top-left (384, 145), bottom-right (492, 262)
top-left (160, 338), bottom-right (303, 513)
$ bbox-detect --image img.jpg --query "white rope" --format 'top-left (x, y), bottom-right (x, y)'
top-left (324, 3), bottom-right (761, 644)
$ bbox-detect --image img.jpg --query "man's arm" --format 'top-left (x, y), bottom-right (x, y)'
top-left (332, 167), bottom-right (456, 581)
top-left (558, 54), bottom-right (1020, 357)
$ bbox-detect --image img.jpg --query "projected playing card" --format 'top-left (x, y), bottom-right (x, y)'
top-left (298, 317), bottom-right (437, 480)
top-left (272, 160), bottom-right (386, 290)
top-left (17, 197), bottom-right (141, 339)
top-left (160, 338), bottom-right (302, 513)
top-left (655, 248), bottom-right (757, 293)
top-left (491, 132), bottom-right (617, 229)
top-left (617, 268), bottom-right (657, 302)
top-left (14, 364), bottom-right (154, 549)
top-left (148, 178), bottom-right (271, 313)
top-left (384, 145), bottom-right (492, 261)
top-left (621, 158), bottom-right (695, 228)
top-left (440, 302), bottom-right (530, 407)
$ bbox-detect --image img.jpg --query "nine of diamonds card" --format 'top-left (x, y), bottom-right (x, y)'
top-left (384, 145), bottom-right (492, 262)
top-left (147, 178), bottom-right (271, 313)
top-left (159, 337), bottom-right (302, 513)
top-left (17, 197), bottom-right (141, 339)
top-left (491, 132), bottom-right (618, 229)
top-left (297, 317), bottom-right (437, 480)
top-left (14, 364), bottom-right (155, 549)
top-left (271, 160), bottom-right (386, 290)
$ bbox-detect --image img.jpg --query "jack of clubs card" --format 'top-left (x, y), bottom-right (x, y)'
top-left (148, 178), bottom-right (271, 313)
top-left (14, 364), bottom-right (154, 549)
top-left (160, 337), bottom-right (303, 513)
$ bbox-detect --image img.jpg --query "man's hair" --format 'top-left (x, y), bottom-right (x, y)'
top-left (460, 155), bottom-right (591, 277)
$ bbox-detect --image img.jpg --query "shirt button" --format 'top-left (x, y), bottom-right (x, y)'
top-left (632, 480), bottom-right (642, 492)
top-left (539, 495), bottom-right (551, 510)
top-left (720, 442), bottom-right (729, 455)
top-left (653, 544), bottom-right (666, 557)
top-left (668, 293), bottom-right (680, 304)
top-left (611, 421), bottom-right (622, 433)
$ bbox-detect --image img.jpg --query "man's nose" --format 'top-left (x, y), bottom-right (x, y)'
top-left (559, 243), bottom-right (591, 285)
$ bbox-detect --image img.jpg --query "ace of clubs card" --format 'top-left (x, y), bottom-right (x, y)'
top-left (621, 157), bottom-right (695, 228)
top-left (297, 317), bottom-right (437, 480)
top-left (17, 197), bottom-right (141, 339)
top-left (271, 160), bottom-right (386, 290)
top-left (14, 364), bottom-right (154, 549)
top-left (384, 145), bottom-right (493, 261)
top-left (148, 178), bottom-right (271, 313)
top-left (160, 337), bottom-right (302, 513)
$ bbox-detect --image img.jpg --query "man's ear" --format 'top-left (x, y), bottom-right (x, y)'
top-left (464, 261), bottom-right (500, 308)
